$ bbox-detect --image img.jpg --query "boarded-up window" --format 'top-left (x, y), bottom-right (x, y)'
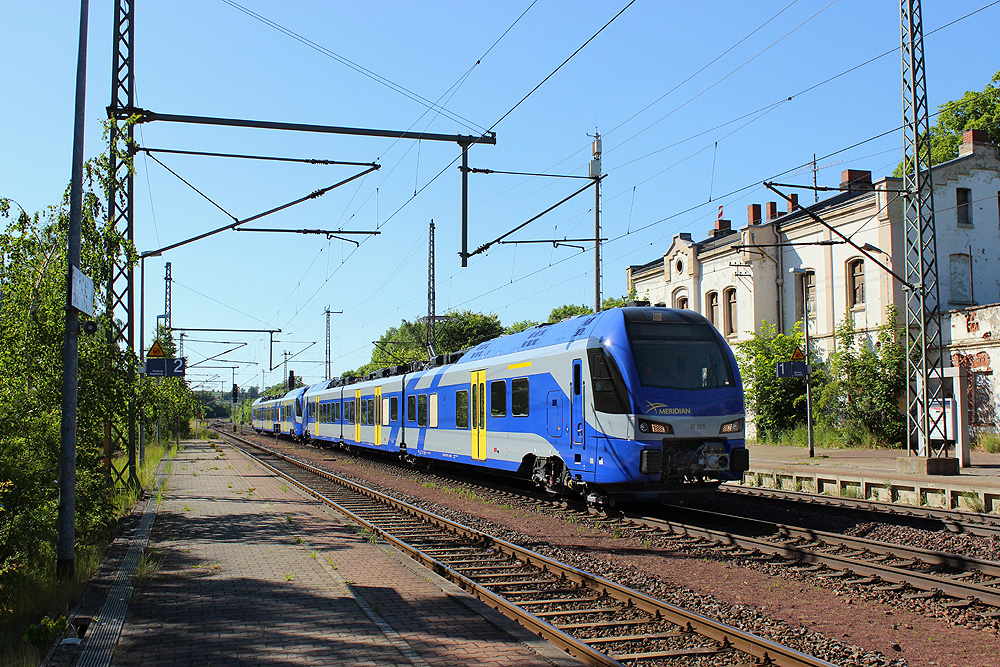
top-left (949, 253), bottom-right (972, 304)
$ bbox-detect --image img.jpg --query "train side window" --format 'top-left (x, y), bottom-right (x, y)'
top-left (348, 400), bottom-right (354, 424)
top-left (334, 402), bottom-right (340, 422)
top-left (417, 394), bottom-right (428, 426)
top-left (361, 399), bottom-right (368, 425)
top-left (407, 395), bottom-right (416, 422)
top-left (456, 390), bottom-right (469, 428)
top-left (369, 398), bottom-right (375, 425)
top-left (512, 378), bottom-right (529, 416)
top-left (429, 393), bottom-right (439, 428)
top-left (381, 398), bottom-right (390, 426)
top-left (491, 381), bottom-right (506, 417)
top-left (390, 396), bottom-right (398, 422)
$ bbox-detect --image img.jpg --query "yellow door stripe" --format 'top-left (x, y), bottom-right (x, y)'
top-left (507, 361), bottom-right (532, 370)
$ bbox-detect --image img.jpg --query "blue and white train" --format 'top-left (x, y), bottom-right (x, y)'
top-left (251, 307), bottom-right (748, 504)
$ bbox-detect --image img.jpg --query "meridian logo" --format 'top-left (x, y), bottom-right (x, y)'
top-left (644, 402), bottom-right (692, 415)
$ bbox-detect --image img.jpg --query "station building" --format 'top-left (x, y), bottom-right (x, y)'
top-left (626, 129), bottom-right (1000, 438)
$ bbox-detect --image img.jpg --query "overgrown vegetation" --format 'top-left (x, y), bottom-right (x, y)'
top-left (0, 140), bottom-right (192, 663)
top-left (736, 307), bottom-right (906, 448)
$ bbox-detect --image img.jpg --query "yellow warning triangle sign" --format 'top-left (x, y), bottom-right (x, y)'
top-left (147, 340), bottom-right (166, 358)
top-left (790, 347), bottom-right (805, 361)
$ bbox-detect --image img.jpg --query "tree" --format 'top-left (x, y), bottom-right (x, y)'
top-left (435, 309), bottom-right (504, 355)
top-left (548, 304), bottom-right (592, 323)
top-left (546, 290), bottom-right (636, 324)
top-left (352, 310), bottom-right (506, 376)
top-left (0, 158), bottom-right (134, 599)
top-left (505, 319), bottom-right (539, 334)
top-left (816, 307), bottom-right (906, 447)
top-left (894, 69), bottom-right (1000, 175)
top-left (734, 321), bottom-right (814, 440)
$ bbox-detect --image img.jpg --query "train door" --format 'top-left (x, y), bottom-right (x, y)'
top-left (354, 389), bottom-right (361, 443)
top-left (374, 386), bottom-right (382, 445)
top-left (571, 359), bottom-right (584, 450)
top-left (471, 370), bottom-right (487, 460)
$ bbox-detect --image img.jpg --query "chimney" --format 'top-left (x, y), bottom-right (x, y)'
top-left (787, 193), bottom-right (799, 212)
top-left (765, 201), bottom-right (779, 221)
top-left (841, 169), bottom-right (873, 191)
top-left (747, 203), bottom-right (761, 225)
top-left (713, 219), bottom-right (731, 237)
top-left (959, 128), bottom-right (992, 157)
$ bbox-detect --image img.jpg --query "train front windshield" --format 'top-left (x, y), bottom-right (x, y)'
top-left (626, 321), bottom-right (735, 391)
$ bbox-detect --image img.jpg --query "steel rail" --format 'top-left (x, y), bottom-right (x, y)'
top-left (630, 507), bottom-right (1000, 608)
top-left (218, 430), bottom-right (835, 667)
top-left (720, 484), bottom-right (1000, 537)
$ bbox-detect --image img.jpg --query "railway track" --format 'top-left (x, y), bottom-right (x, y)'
top-left (215, 429), bottom-right (835, 667)
top-left (227, 424), bottom-right (1000, 620)
top-left (638, 504), bottom-right (1000, 612)
top-left (719, 484), bottom-right (1000, 538)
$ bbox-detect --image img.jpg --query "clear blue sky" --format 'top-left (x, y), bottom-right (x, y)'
top-left (3, 1), bottom-right (999, 391)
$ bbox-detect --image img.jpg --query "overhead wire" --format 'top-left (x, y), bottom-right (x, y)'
top-left (489, 0), bottom-right (635, 132)
top-left (219, 0), bottom-right (488, 134)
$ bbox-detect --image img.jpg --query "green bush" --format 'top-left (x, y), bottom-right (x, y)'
top-left (976, 431), bottom-right (1000, 454)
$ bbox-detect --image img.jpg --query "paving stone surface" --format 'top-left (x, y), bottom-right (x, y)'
top-left (114, 439), bottom-right (581, 667)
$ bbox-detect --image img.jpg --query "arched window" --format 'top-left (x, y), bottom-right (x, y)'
top-left (707, 291), bottom-right (719, 326)
top-left (848, 259), bottom-right (865, 308)
top-left (724, 287), bottom-right (737, 336)
top-left (672, 288), bottom-right (688, 310)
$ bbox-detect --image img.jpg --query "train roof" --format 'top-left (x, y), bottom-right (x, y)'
top-left (292, 307), bottom-right (715, 392)
top-left (456, 306), bottom-right (709, 365)
top-left (252, 385), bottom-right (308, 406)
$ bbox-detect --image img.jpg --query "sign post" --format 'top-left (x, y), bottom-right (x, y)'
top-left (775, 344), bottom-right (814, 457)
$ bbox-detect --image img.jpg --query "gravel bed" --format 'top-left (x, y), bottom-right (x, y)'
top-left (245, 436), bottom-right (1000, 667)
top-left (688, 493), bottom-right (1000, 563)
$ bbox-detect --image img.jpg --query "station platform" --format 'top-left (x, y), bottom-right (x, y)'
top-left (736, 444), bottom-right (1000, 514)
top-left (51, 439), bottom-right (583, 667)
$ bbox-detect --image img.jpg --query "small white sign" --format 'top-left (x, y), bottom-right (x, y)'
top-left (70, 266), bottom-right (95, 317)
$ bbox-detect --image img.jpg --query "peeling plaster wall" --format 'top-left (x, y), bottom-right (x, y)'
top-left (945, 304), bottom-right (1000, 435)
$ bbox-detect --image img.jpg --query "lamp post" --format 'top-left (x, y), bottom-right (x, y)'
top-left (789, 268), bottom-right (815, 458)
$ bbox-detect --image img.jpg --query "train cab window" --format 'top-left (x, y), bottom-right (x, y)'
top-left (407, 395), bottom-right (416, 422)
top-left (512, 378), bottom-right (529, 417)
top-left (390, 396), bottom-right (398, 422)
top-left (368, 398), bottom-right (375, 426)
top-left (587, 349), bottom-right (629, 413)
top-left (456, 390), bottom-right (469, 428)
top-left (417, 394), bottom-right (428, 426)
top-left (626, 321), bottom-right (735, 390)
top-left (429, 393), bottom-right (439, 428)
top-left (491, 381), bottom-right (506, 417)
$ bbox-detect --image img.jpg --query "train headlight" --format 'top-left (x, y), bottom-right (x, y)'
top-left (720, 418), bottom-right (744, 434)
top-left (637, 419), bottom-right (672, 434)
